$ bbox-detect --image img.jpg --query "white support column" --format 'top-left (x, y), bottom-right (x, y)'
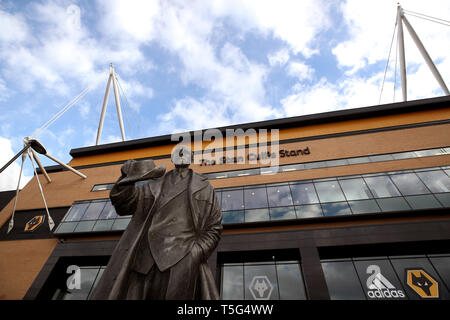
top-left (96, 70), bottom-right (113, 145)
top-left (402, 15), bottom-right (450, 95)
top-left (30, 148), bottom-right (51, 183)
top-left (111, 65), bottom-right (126, 141)
top-left (397, 5), bottom-right (407, 101)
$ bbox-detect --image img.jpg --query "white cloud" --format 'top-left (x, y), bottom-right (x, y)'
top-left (268, 48), bottom-right (290, 67)
top-left (287, 61), bottom-right (314, 81)
top-left (209, 0), bottom-right (331, 57)
top-left (0, 2), bottom-right (154, 97)
top-left (0, 137), bottom-right (31, 191)
top-left (281, 73), bottom-right (394, 117)
top-left (0, 9), bottom-right (29, 43)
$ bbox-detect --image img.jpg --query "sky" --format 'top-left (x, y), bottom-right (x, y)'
top-left (0, 0), bottom-right (449, 191)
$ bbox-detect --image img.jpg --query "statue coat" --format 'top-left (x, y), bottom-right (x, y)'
top-left (90, 162), bottom-right (222, 300)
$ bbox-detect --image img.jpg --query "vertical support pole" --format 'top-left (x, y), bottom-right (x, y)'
top-left (397, 5), bottom-right (407, 101)
top-left (111, 65), bottom-right (126, 142)
top-left (402, 15), bottom-right (450, 95)
top-left (96, 68), bottom-right (113, 145)
top-left (30, 149), bottom-right (51, 183)
top-left (7, 152), bottom-right (27, 234)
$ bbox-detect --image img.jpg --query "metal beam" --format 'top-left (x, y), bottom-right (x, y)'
top-left (402, 14), bottom-right (450, 95)
top-left (96, 72), bottom-right (113, 145)
top-left (111, 65), bottom-right (126, 141)
top-left (397, 5), bottom-right (407, 101)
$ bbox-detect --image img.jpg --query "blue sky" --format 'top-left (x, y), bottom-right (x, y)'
top-left (0, 0), bottom-right (449, 190)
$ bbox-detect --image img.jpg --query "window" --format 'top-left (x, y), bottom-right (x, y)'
top-left (321, 254), bottom-right (450, 300)
top-left (244, 187), bottom-right (268, 209)
top-left (290, 183), bottom-right (319, 205)
top-left (52, 266), bottom-right (105, 300)
top-left (270, 207), bottom-right (296, 220)
top-left (364, 176), bottom-right (401, 198)
top-left (54, 199), bottom-right (131, 234)
top-left (266, 185), bottom-right (293, 207)
top-left (416, 170), bottom-right (450, 193)
top-left (245, 209), bottom-right (270, 222)
top-left (91, 184), bottom-right (114, 192)
top-left (339, 178), bottom-right (373, 200)
top-left (321, 261), bottom-right (366, 300)
top-left (314, 180), bottom-right (346, 203)
top-left (221, 260), bottom-right (306, 300)
top-left (222, 189), bottom-right (244, 211)
top-left (390, 173), bottom-right (430, 195)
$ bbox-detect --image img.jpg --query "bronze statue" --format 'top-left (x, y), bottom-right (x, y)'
top-left (90, 145), bottom-right (222, 300)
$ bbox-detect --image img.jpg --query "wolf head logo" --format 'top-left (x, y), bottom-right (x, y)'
top-left (253, 279), bottom-right (268, 298)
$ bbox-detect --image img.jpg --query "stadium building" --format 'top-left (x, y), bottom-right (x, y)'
top-left (1, 95), bottom-right (450, 300)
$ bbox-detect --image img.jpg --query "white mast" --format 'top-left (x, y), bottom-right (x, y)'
top-left (396, 4), bottom-right (449, 101)
top-left (96, 63), bottom-right (126, 145)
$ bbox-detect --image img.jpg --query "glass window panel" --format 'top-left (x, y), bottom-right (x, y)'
top-left (222, 265), bottom-right (244, 300)
top-left (347, 157), bottom-right (370, 164)
top-left (304, 162), bottom-right (327, 169)
top-left (364, 176), bottom-right (401, 198)
top-left (339, 178), bottom-right (373, 200)
top-left (325, 159), bottom-right (349, 167)
top-left (245, 209), bottom-right (270, 223)
top-left (414, 149), bottom-right (443, 157)
top-left (392, 151), bottom-right (416, 160)
top-left (80, 201), bottom-right (107, 220)
top-left (62, 267), bottom-right (100, 300)
top-left (435, 193), bottom-right (450, 207)
top-left (92, 219), bottom-right (115, 232)
top-left (73, 220), bottom-right (96, 233)
top-left (222, 210), bottom-right (244, 224)
top-left (390, 257), bottom-right (450, 300)
top-left (314, 181), bottom-right (346, 203)
top-left (390, 173), bottom-right (430, 195)
top-left (269, 207), bottom-right (296, 221)
top-left (244, 188), bottom-right (268, 209)
top-left (321, 202), bottom-right (352, 217)
top-left (429, 256), bottom-right (450, 289)
top-left (353, 259), bottom-right (407, 300)
top-left (244, 264), bottom-right (279, 300)
top-left (222, 189), bottom-right (244, 211)
top-left (416, 170), bottom-right (450, 193)
top-left (208, 172), bottom-right (229, 179)
top-left (405, 195), bottom-right (442, 210)
top-left (280, 163), bottom-right (305, 172)
top-left (369, 154), bottom-right (394, 162)
top-left (290, 183), bottom-right (319, 205)
top-left (54, 222), bottom-right (77, 234)
top-left (92, 184), bottom-right (113, 191)
top-left (376, 197), bottom-right (411, 212)
top-left (321, 261), bottom-right (366, 300)
top-left (260, 167), bottom-right (280, 175)
top-left (267, 186), bottom-right (293, 207)
top-left (98, 201), bottom-right (118, 220)
top-left (348, 200), bottom-right (381, 214)
top-left (111, 218), bottom-right (131, 230)
top-left (295, 204), bottom-right (323, 219)
top-left (63, 203), bottom-right (89, 222)
top-left (277, 263), bottom-right (307, 300)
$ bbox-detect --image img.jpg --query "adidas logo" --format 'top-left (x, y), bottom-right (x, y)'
top-left (366, 265), bottom-right (406, 299)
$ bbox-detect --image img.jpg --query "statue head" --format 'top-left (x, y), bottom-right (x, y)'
top-left (171, 145), bottom-right (192, 168)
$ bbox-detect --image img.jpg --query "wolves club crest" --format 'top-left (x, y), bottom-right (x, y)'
top-left (24, 215), bottom-right (45, 232)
